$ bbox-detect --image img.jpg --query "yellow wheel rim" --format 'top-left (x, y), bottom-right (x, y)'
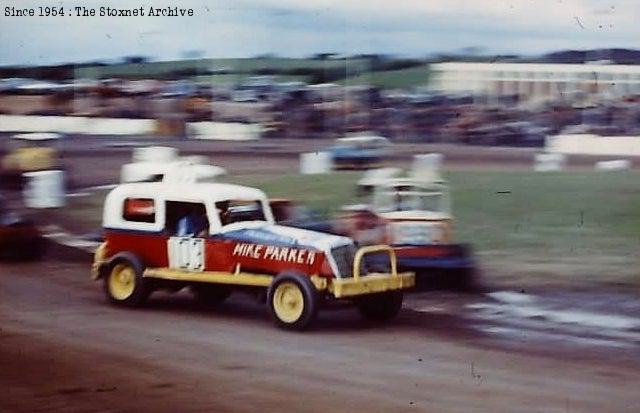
top-left (273, 282), bottom-right (305, 323)
top-left (108, 263), bottom-right (136, 301)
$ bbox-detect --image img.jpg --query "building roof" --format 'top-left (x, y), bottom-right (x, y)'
top-left (431, 61), bottom-right (640, 74)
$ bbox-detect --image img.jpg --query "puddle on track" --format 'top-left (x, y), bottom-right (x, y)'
top-left (407, 290), bottom-right (640, 352)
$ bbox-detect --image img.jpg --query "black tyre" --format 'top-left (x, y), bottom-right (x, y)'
top-left (103, 254), bottom-right (151, 307)
top-left (267, 272), bottom-right (319, 330)
top-left (190, 283), bottom-right (232, 307)
top-left (438, 267), bottom-right (480, 292)
top-left (356, 291), bottom-right (403, 321)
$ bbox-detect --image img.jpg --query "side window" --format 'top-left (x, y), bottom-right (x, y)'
top-left (123, 198), bottom-right (156, 223)
top-left (165, 201), bottom-right (210, 237)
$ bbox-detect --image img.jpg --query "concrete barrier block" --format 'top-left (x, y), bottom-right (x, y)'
top-left (595, 160), bottom-right (631, 171)
top-left (300, 152), bottom-right (332, 174)
top-left (534, 153), bottom-right (566, 171)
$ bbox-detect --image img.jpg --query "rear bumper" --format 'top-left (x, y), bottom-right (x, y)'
top-left (367, 243), bottom-right (475, 270)
top-left (90, 242), bottom-right (108, 280)
top-left (330, 271), bottom-right (415, 298)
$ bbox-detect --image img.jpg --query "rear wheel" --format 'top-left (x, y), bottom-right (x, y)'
top-left (267, 273), bottom-right (319, 330)
top-left (356, 291), bottom-right (403, 321)
top-left (190, 283), bottom-right (232, 307)
top-left (104, 256), bottom-right (150, 307)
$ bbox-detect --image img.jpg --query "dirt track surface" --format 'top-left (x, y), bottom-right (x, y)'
top-left (2, 260), bottom-right (639, 413)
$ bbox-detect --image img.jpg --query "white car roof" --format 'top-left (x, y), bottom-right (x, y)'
top-left (107, 181), bottom-right (268, 204)
top-left (336, 135), bottom-right (389, 145)
top-left (103, 181), bottom-right (273, 230)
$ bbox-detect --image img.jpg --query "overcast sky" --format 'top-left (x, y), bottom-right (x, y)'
top-left (1, 0), bottom-right (639, 66)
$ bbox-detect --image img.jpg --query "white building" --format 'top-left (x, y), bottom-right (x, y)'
top-left (429, 62), bottom-right (640, 104)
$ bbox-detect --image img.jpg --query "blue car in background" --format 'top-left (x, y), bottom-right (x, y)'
top-left (328, 135), bottom-right (391, 170)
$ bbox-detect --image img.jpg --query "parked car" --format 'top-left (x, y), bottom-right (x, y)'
top-left (327, 134), bottom-right (391, 170)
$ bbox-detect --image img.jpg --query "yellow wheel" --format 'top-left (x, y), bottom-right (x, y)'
top-left (267, 273), bottom-right (319, 330)
top-left (108, 263), bottom-right (136, 301)
top-left (272, 282), bottom-right (305, 324)
top-left (103, 255), bottom-right (150, 307)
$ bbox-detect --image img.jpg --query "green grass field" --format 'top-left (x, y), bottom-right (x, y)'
top-left (75, 57), bottom-right (371, 83)
top-left (230, 171), bottom-right (640, 289)
top-left (74, 57), bottom-right (427, 89)
top-left (44, 170), bottom-right (640, 289)
top-left (341, 64), bottom-right (431, 89)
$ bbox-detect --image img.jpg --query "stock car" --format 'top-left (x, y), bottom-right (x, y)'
top-left (91, 168), bottom-right (414, 330)
top-left (335, 177), bottom-right (476, 289)
top-left (271, 178), bottom-right (476, 290)
top-left (327, 135), bottom-right (391, 170)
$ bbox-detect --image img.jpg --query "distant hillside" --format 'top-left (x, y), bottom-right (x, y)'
top-left (1, 49), bottom-right (638, 89)
top-left (538, 49), bottom-right (640, 65)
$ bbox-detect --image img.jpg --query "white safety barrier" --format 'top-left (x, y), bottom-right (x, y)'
top-left (188, 121), bottom-right (261, 141)
top-left (23, 170), bottom-right (66, 208)
top-left (411, 153), bottom-right (444, 182)
top-left (300, 152), bottom-right (332, 174)
top-left (595, 160), bottom-right (631, 171)
top-left (0, 115), bottom-right (156, 135)
top-left (547, 134), bottom-right (640, 156)
top-left (85, 117), bottom-right (156, 135)
top-left (534, 153), bottom-right (566, 171)
top-left (0, 115), bottom-right (264, 140)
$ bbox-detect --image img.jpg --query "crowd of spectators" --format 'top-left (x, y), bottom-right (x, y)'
top-left (3, 76), bottom-right (640, 147)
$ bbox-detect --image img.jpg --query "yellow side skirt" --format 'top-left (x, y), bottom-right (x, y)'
top-left (142, 267), bottom-right (414, 298)
top-left (143, 267), bottom-right (274, 287)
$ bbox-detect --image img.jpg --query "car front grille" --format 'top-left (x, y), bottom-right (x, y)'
top-left (331, 244), bottom-right (356, 278)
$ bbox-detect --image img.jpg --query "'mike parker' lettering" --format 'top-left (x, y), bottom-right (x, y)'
top-left (232, 243), bottom-right (315, 265)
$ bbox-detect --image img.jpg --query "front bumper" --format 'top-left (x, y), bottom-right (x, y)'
top-left (329, 245), bottom-right (415, 298)
top-left (330, 271), bottom-right (415, 298)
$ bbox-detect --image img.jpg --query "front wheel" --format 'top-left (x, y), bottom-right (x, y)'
top-left (104, 256), bottom-right (150, 307)
top-left (356, 291), bottom-right (403, 321)
top-left (267, 273), bottom-right (319, 330)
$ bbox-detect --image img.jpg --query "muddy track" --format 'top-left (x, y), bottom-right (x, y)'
top-left (1, 260), bottom-right (639, 412)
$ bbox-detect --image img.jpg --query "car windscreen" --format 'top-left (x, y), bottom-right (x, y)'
top-left (374, 191), bottom-right (445, 213)
top-left (217, 200), bottom-right (267, 225)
